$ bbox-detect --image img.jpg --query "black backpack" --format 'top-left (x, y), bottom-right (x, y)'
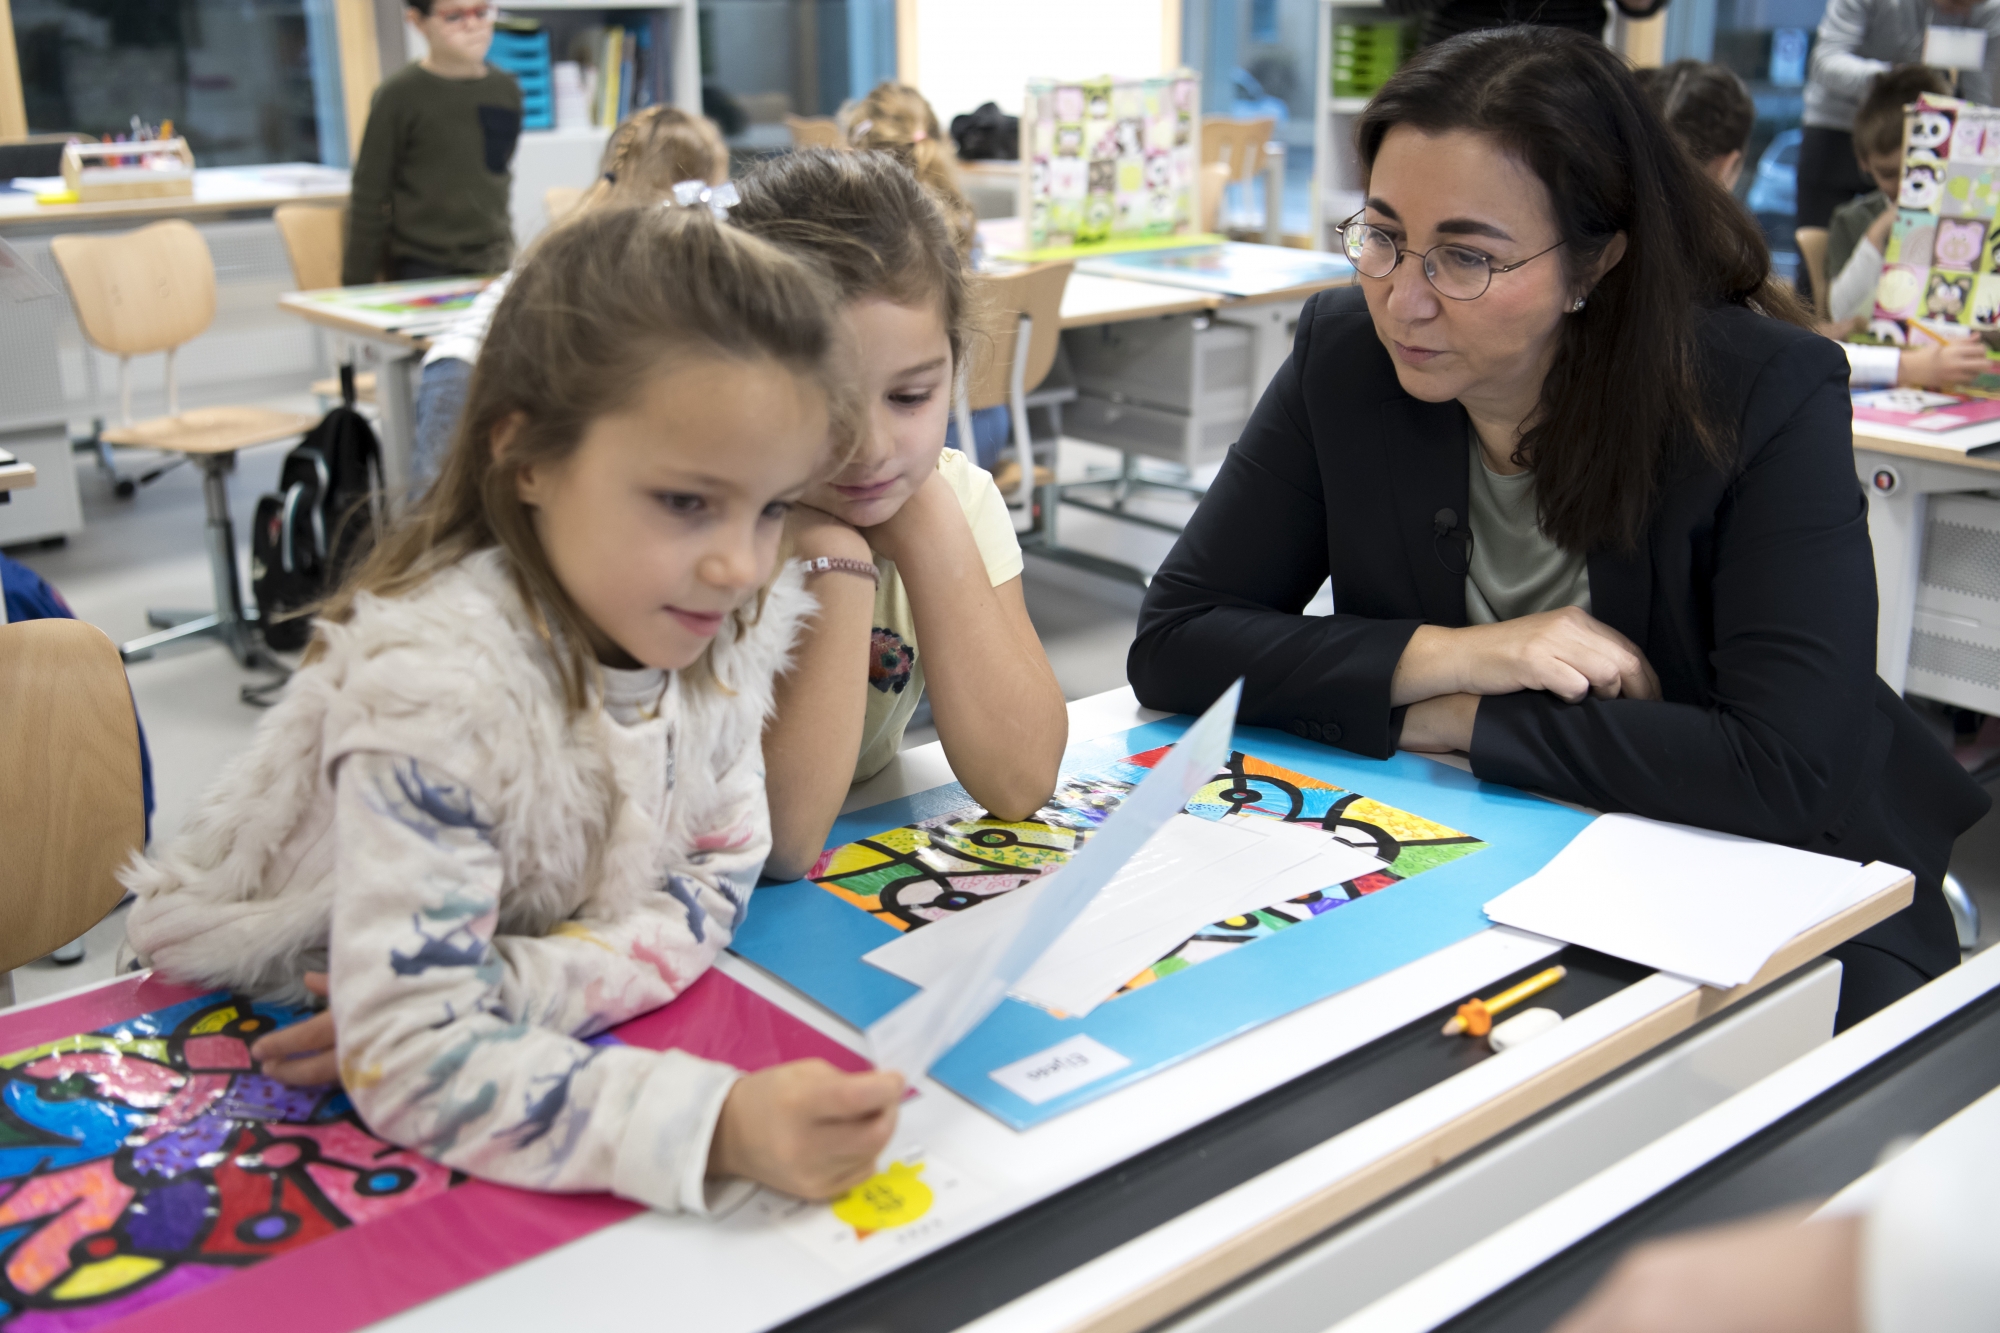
top-left (950, 102), bottom-right (1019, 161)
top-left (251, 369), bottom-right (382, 652)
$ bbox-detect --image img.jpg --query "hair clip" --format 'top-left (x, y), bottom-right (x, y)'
top-left (671, 179), bottom-right (740, 219)
top-left (851, 118), bottom-right (874, 138)
top-left (910, 128), bottom-right (927, 142)
top-left (602, 170), bottom-right (617, 184)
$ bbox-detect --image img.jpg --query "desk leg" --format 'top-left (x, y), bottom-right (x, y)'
top-left (1858, 449), bottom-right (1924, 694)
top-left (370, 348), bottom-right (422, 513)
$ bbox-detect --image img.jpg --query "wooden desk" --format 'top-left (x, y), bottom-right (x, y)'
top-left (1852, 425), bottom-right (2000, 699)
top-left (0, 448), bottom-right (35, 495)
top-left (1060, 273), bottom-right (1221, 328)
top-left (372, 687), bottom-right (1903, 1333)
top-left (0, 165), bottom-right (347, 236)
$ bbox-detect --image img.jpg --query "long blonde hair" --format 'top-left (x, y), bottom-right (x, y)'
top-left (315, 205), bottom-right (855, 710)
top-left (838, 82), bottom-right (977, 260)
top-left (574, 105), bottom-right (729, 215)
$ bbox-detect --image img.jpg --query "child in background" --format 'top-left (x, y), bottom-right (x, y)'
top-left (730, 150), bottom-right (1069, 882)
top-left (1825, 64), bottom-right (1951, 317)
top-left (1820, 65), bottom-right (1992, 389)
top-left (839, 83), bottom-right (1016, 475)
top-left (1635, 61), bottom-right (1755, 189)
top-left (124, 205), bottom-right (904, 1209)
top-left (410, 105), bottom-right (731, 483)
top-left (343, 1), bottom-right (522, 285)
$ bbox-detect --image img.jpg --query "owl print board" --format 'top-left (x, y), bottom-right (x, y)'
top-left (1873, 94), bottom-right (2000, 360)
top-left (731, 718), bottom-right (1595, 1128)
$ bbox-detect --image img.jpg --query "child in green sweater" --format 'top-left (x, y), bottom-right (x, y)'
top-left (342, 1), bottom-right (522, 285)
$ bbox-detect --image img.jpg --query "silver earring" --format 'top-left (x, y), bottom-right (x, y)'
top-left (1571, 295), bottom-right (1588, 313)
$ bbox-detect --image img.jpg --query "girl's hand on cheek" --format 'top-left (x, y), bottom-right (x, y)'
top-left (707, 1060), bottom-right (905, 1199)
top-left (787, 502), bottom-right (871, 562)
top-left (862, 470), bottom-right (948, 565)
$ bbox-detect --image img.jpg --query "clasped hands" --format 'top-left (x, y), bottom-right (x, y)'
top-left (1394, 606), bottom-right (1661, 754)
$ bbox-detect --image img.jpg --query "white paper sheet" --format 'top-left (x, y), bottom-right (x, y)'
top-left (865, 680), bottom-right (1243, 1076)
top-left (1481, 813), bottom-right (1897, 988)
top-left (866, 815), bottom-right (1382, 1019)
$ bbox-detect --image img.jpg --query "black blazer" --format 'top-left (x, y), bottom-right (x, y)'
top-left (1129, 286), bottom-right (1988, 979)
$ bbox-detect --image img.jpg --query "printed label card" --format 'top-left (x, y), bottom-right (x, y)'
top-left (1926, 270), bottom-right (1976, 321)
top-left (1935, 217), bottom-right (1987, 270)
top-left (1971, 273), bottom-right (2000, 326)
top-left (1885, 210), bottom-right (1938, 268)
top-left (1902, 157), bottom-right (1947, 210)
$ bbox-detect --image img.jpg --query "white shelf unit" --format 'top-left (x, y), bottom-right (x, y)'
top-left (496, 1), bottom-right (701, 245)
top-left (1313, 0), bottom-right (1410, 250)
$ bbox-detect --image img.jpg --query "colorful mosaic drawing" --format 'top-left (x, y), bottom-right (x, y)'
top-left (0, 993), bottom-right (460, 1330)
top-left (810, 749), bottom-right (1488, 996)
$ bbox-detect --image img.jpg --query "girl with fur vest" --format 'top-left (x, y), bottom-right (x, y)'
top-left (122, 203), bottom-right (905, 1211)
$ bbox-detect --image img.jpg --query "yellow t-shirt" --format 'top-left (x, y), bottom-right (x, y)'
top-left (853, 447), bottom-right (1024, 781)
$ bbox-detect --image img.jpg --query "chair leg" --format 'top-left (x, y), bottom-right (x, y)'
top-left (122, 453), bottom-right (277, 673)
top-left (1944, 873), bottom-right (1982, 952)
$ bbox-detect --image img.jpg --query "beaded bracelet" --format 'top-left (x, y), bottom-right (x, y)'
top-left (800, 555), bottom-right (880, 586)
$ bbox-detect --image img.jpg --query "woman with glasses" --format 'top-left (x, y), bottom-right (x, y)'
top-left (1126, 25), bottom-right (1985, 1028)
top-left (341, 0), bottom-right (522, 285)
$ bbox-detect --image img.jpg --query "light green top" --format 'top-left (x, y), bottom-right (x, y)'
top-left (1464, 435), bottom-right (1591, 625)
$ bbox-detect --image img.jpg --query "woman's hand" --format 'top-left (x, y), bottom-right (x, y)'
top-left (1899, 337), bottom-right (1992, 389)
top-left (249, 972), bottom-right (340, 1086)
top-left (707, 1059), bottom-right (905, 1199)
top-left (1392, 608), bottom-right (1661, 707)
top-left (1551, 1210), bottom-right (1860, 1333)
top-left (1400, 694), bottom-right (1479, 752)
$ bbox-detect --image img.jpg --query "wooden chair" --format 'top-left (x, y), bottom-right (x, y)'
top-left (1794, 226), bottom-right (1831, 323)
top-left (544, 185), bottom-right (585, 227)
top-left (51, 219), bottom-right (317, 669)
top-left (0, 619), bottom-right (145, 1009)
top-left (273, 203), bottom-right (378, 408)
top-left (786, 115), bottom-right (843, 149)
top-left (1198, 161), bottom-right (1232, 235)
top-left (1202, 116), bottom-right (1281, 242)
top-left (955, 262), bottom-right (1076, 514)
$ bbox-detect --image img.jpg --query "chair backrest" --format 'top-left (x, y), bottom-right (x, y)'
top-left (1198, 161), bottom-right (1231, 233)
top-left (1794, 226), bottom-right (1831, 323)
top-left (544, 185), bottom-right (585, 227)
top-left (0, 619), bottom-right (145, 974)
top-left (964, 262), bottom-right (1074, 412)
top-left (273, 203), bottom-right (346, 291)
top-left (786, 115), bottom-right (842, 149)
top-left (50, 218), bottom-right (217, 358)
top-left (1201, 116), bottom-right (1275, 184)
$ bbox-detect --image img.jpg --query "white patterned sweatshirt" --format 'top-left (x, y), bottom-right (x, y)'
top-left (124, 550), bottom-right (813, 1214)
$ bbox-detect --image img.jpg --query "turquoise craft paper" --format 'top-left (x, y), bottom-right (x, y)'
top-left (731, 721), bottom-right (1593, 1129)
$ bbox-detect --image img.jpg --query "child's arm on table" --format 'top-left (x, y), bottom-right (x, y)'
top-left (318, 752), bottom-right (899, 1206)
top-left (763, 507), bottom-right (878, 881)
top-left (867, 470), bottom-right (1066, 821)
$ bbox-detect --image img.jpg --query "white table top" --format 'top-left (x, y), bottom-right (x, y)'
top-left (0, 163), bottom-right (349, 227)
top-left (372, 688), bottom-right (1699, 1333)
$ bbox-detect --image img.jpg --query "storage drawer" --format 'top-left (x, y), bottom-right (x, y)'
top-left (1910, 493), bottom-right (2000, 711)
top-left (1064, 314), bottom-right (1253, 418)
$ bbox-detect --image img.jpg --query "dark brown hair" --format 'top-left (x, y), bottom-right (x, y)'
top-left (1635, 60), bottom-right (1754, 165)
top-left (1855, 64), bottom-right (1952, 160)
top-left (729, 148), bottom-right (970, 371)
top-left (1357, 26), bottom-right (1809, 553)
top-left (316, 204), bottom-right (856, 709)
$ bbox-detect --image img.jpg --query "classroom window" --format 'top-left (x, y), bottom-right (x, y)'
top-left (697, 0), bottom-right (894, 155)
top-left (11, 0), bottom-right (343, 168)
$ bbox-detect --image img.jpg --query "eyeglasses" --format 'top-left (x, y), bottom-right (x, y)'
top-left (1339, 213), bottom-right (1565, 301)
top-left (433, 4), bottom-right (493, 26)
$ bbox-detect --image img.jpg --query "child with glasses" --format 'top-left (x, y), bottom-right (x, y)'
top-left (341, 1), bottom-right (522, 285)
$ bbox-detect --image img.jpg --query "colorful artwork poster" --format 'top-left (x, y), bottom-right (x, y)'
top-left (1023, 72), bottom-right (1198, 250)
top-left (0, 992), bottom-right (457, 1331)
top-left (735, 719), bottom-right (1595, 1128)
top-left (808, 749), bottom-right (1486, 1001)
top-left (1876, 94), bottom-right (2000, 338)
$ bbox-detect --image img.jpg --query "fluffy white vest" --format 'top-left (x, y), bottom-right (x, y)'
top-left (123, 548), bottom-right (812, 1002)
